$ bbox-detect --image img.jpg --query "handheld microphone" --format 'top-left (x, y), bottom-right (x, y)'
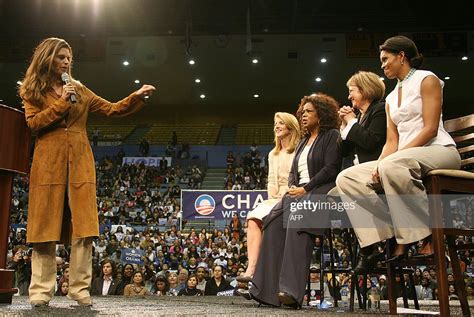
top-left (61, 73), bottom-right (77, 103)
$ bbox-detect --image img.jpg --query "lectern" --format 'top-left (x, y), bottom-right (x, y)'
top-left (0, 104), bottom-right (31, 304)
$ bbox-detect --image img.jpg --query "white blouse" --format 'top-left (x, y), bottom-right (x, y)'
top-left (386, 69), bottom-right (455, 150)
top-left (297, 143), bottom-right (311, 185)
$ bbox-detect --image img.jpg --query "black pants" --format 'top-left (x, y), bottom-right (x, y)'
top-left (250, 200), bottom-right (317, 306)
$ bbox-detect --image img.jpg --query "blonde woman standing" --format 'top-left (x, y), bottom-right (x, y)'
top-left (237, 112), bottom-right (300, 282)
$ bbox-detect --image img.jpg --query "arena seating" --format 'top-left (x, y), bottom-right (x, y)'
top-left (234, 123), bottom-right (274, 145)
top-left (87, 125), bottom-right (136, 142)
top-left (144, 123), bottom-right (220, 145)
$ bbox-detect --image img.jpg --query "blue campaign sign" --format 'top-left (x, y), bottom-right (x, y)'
top-left (121, 248), bottom-right (145, 265)
top-left (181, 190), bottom-right (268, 220)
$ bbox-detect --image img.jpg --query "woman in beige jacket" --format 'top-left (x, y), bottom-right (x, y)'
top-left (19, 37), bottom-right (155, 307)
top-left (237, 112), bottom-right (300, 282)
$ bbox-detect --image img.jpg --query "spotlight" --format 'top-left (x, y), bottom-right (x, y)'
top-left (189, 59), bottom-right (195, 65)
top-left (123, 61), bottom-right (130, 66)
top-left (253, 94), bottom-right (259, 98)
top-left (200, 94), bottom-right (206, 99)
top-left (444, 76), bottom-right (450, 80)
top-left (16, 81), bottom-right (22, 85)
top-left (195, 79), bottom-right (201, 83)
top-left (315, 77), bottom-right (322, 82)
top-left (462, 56), bottom-right (468, 61)
top-left (134, 79), bottom-right (140, 84)
top-left (252, 59), bottom-right (259, 64)
top-left (320, 58), bottom-right (327, 63)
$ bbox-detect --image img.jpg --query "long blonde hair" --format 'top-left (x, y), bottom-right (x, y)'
top-left (273, 112), bottom-right (301, 155)
top-left (19, 37), bottom-right (80, 106)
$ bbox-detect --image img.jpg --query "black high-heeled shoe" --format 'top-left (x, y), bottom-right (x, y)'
top-left (236, 288), bottom-right (253, 300)
top-left (383, 253), bottom-right (407, 264)
top-left (277, 292), bottom-right (301, 309)
top-left (236, 275), bottom-right (253, 283)
top-left (353, 245), bottom-right (380, 274)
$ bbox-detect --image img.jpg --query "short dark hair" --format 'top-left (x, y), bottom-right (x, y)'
top-left (379, 35), bottom-right (424, 69)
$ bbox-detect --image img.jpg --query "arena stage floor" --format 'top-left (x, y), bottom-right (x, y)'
top-left (0, 296), bottom-right (473, 316)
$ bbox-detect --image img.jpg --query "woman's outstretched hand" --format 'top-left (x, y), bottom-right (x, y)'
top-left (135, 84), bottom-right (156, 99)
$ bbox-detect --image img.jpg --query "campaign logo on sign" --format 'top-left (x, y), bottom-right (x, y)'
top-left (194, 194), bottom-right (216, 215)
top-left (121, 248), bottom-right (144, 265)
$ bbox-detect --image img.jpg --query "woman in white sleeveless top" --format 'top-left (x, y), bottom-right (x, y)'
top-left (237, 112), bottom-right (301, 281)
top-left (336, 36), bottom-right (461, 267)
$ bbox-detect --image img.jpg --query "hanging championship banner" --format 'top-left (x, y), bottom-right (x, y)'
top-left (181, 190), bottom-right (268, 220)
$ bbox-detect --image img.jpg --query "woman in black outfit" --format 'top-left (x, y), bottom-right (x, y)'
top-left (248, 93), bottom-right (342, 308)
top-left (116, 263), bottom-right (135, 295)
top-left (178, 274), bottom-right (204, 296)
top-left (204, 265), bottom-right (232, 295)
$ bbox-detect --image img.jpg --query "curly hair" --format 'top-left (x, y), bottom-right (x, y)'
top-left (296, 93), bottom-right (341, 137)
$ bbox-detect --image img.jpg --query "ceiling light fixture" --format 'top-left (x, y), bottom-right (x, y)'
top-left (195, 79), bottom-right (201, 83)
top-left (134, 79), bottom-right (140, 84)
top-left (320, 58), bottom-right (327, 63)
top-left (252, 59), bottom-right (259, 64)
top-left (200, 94), bottom-right (206, 99)
top-left (189, 59), bottom-right (195, 65)
top-left (122, 61), bottom-right (130, 66)
top-left (253, 94), bottom-right (259, 98)
top-left (315, 77), bottom-right (322, 82)
top-left (461, 56), bottom-right (468, 61)
top-left (444, 76), bottom-right (450, 80)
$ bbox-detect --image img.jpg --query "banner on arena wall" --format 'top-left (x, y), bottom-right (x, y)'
top-left (121, 248), bottom-right (145, 265)
top-left (181, 190), bottom-right (268, 220)
top-left (122, 156), bottom-right (172, 167)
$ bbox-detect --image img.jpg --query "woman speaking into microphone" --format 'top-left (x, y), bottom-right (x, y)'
top-left (18, 37), bottom-right (155, 308)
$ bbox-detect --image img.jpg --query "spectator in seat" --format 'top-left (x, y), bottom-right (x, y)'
top-left (55, 280), bottom-right (69, 296)
top-left (91, 259), bottom-right (121, 295)
top-left (117, 263), bottom-right (135, 295)
top-left (205, 265), bottom-right (232, 295)
top-left (123, 271), bottom-right (150, 297)
top-left (178, 274), bottom-right (203, 296)
top-left (139, 138), bottom-right (150, 157)
top-left (152, 275), bottom-right (170, 296)
top-left (92, 127), bottom-right (100, 147)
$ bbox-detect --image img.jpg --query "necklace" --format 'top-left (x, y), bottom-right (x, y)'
top-left (132, 285), bottom-right (143, 293)
top-left (398, 68), bottom-right (416, 88)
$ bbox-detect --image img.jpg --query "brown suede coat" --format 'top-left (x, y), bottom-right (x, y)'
top-left (24, 85), bottom-right (145, 243)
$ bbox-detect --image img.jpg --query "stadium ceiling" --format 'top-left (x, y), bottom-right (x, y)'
top-left (0, 0), bottom-right (473, 120)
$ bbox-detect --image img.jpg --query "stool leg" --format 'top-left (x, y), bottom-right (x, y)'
top-left (387, 239), bottom-right (398, 314)
top-left (447, 236), bottom-right (470, 317)
top-left (433, 228), bottom-right (450, 317)
top-left (409, 271), bottom-right (419, 310)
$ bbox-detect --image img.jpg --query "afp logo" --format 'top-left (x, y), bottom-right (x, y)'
top-left (194, 194), bottom-right (216, 216)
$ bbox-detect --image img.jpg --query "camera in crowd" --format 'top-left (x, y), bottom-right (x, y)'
top-left (19, 248), bottom-right (32, 258)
